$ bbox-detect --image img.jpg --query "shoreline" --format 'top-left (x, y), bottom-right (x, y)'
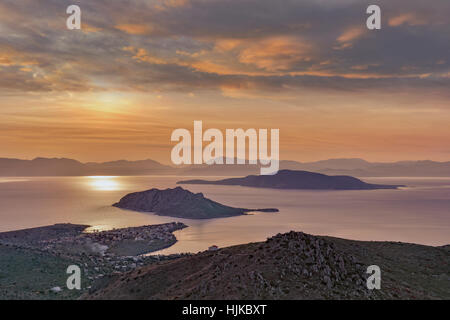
top-left (0, 222), bottom-right (188, 256)
top-left (0, 222), bottom-right (190, 300)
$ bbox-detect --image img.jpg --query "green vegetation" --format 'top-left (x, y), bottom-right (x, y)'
top-left (0, 245), bottom-right (83, 300)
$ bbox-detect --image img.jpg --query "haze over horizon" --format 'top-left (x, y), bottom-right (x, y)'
top-left (0, 155), bottom-right (449, 166)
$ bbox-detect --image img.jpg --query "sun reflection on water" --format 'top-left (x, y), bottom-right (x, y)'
top-left (87, 176), bottom-right (121, 191)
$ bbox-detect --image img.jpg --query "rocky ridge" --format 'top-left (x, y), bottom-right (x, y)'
top-left (86, 232), bottom-right (403, 300)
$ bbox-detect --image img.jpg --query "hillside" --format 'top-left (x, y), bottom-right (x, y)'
top-left (0, 223), bottom-right (188, 299)
top-left (85, 231), bottom-right (450, 300)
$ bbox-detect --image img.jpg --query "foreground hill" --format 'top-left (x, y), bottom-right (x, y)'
top-left (113, 187), bottom-right (278, 219)
top-left (85, 231), bottom-right (450, 300)
top-left (178, 170), bottom-right (403, 190)
top-left (0, 244), bottom-right (83, 300)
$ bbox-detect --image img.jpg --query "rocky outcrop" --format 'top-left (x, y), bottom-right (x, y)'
top-left (113, 187), bottom-right (278, 219)
top-left (178, 170), bottom-right (404, 190)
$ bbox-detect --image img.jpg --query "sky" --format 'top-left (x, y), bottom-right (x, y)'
top-left (0, 0), bottom-right (449, 163)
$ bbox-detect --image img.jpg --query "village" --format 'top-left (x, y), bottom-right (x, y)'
top-left (0, 222), bottom-right (190, 293)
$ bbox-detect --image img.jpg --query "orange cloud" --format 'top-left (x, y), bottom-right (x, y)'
top-left (124, 46), bottom-right (235, 74)
top-left (337, 26), bottom-right (366, 43)
top-left (334, 26), bottom-right (366, 50)
top-left (0, 48), bottom-right (39, 67)
top-left (214, 39), bottom-right (243, 52)
top-left (82, 24), bottom-right (102, 33)
top-left (176, 50), bottom-right (207, 58)
top-left (123, 47), bottom-right (167, 65)
top-left (0, 54), bottom-right (13, 66)
top-left (186, 60), bottom-right (238, 75)
top-left (389, 13), bottom-right (428, 27)
top-left (238, 36), bottom-right (312, 71)
top-left (116, 24), bottom-right (153, 35)
top-left (350, 64), bottom-right (380, 71)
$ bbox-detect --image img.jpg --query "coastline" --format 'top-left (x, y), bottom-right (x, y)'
top-left (0, 222), bottom-right (189, 299)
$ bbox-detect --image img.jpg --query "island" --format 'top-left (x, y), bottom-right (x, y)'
top-left (113, 186), bottom-right (279, 219)
top-left (177, 170), bottom-right (404, 190)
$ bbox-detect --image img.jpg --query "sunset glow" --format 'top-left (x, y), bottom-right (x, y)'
top-left (0, 0), bottom-right (448, 163)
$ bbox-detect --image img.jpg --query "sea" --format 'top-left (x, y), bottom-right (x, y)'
top-left (0, 176), bottom-right (449, 254)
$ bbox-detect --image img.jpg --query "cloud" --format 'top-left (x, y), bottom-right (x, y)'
top-left (0, 47), bottom-right (40, 67)
top-left (334, 26), bottom-right (366, 50)
top-left (237, 36), bottom-right (312, 71)
top-left (214, 39), bottom-right (243, 52)
top-left (0, 0), bottom-right (448, 97)
top-left (337, 27), bottom-right (366, 43)
top-left (116, 24), bottom-right (154, 35)
top-left (123, 46), bottom-right (168, 65)
top-left (155, 0), bottom-right (191, 11)
top-left (388, 13), bottom-right (429, 27)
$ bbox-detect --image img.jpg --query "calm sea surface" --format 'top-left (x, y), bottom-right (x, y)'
top-left (0, 176), bottom-right (449, 253)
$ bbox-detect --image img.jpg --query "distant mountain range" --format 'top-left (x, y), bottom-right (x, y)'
top-left (280, 159), bottom-right (450, 177)
top-left (178, 170), bottom-right (403, 190)
top-left (0, 157), bottom-right (174, 176)
top-left (180, 158), bottom-right (450, 177)
top-left (0, 157), bottom-right (449, 177)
